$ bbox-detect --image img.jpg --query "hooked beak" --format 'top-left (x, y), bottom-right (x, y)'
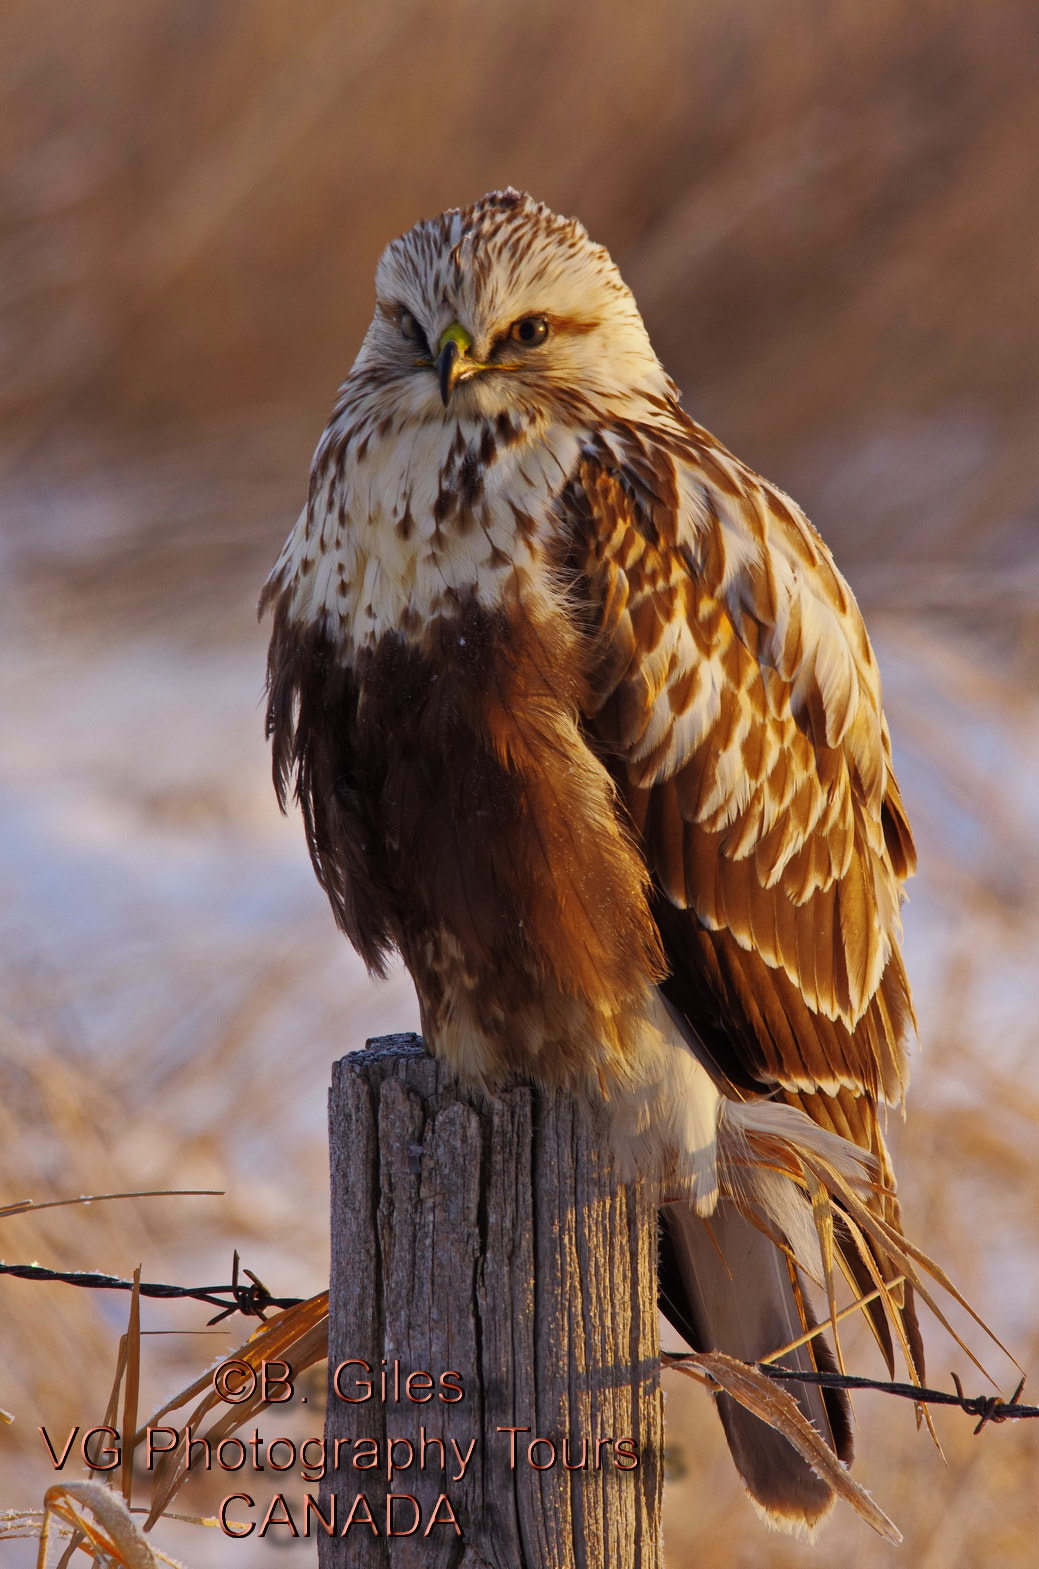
top-left (436, 338), bottom-right (464, 405)
top-left (435, 323), bottom-right (482, 405)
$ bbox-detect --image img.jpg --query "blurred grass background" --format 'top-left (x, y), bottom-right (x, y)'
top-left (2, 1), bottom-right (1038, 1563)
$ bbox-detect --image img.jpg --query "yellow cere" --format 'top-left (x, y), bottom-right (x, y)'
top-left (437, 323), bottom-right (473, 355)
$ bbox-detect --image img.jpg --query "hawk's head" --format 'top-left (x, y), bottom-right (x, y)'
top-left (351, 189), bottom-right (672, 425)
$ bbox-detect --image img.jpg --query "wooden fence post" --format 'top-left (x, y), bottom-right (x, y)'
top-left (322, 1033), bottom-right (664, 1569)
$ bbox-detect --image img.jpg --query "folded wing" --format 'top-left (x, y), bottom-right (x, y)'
top-left (557, 409), bottom-right (924, 1434)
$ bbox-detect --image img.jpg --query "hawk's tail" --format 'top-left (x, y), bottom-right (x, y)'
top-left (658, 1095), bottom-right (927, 1533)
top-left (660, 1197), bottom-right (852, 1532)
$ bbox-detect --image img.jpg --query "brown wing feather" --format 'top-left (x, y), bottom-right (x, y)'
top-left (560, 417), bottom-right (916, 1105)
top-left (560, 412), bottom-right (921, 1372)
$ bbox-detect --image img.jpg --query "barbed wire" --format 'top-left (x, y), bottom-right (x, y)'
top-left (662, 1352), bottom-right (1035, 1433)
top-left (2, 1254), bottom-right (1032, 1429)
top-left (0, 1251), bottom-right (303, 1324)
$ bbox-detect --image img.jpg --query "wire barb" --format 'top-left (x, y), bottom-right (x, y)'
top-left (661, 1353), bottom-right (1036, 1428)
top-left (0, 1253), bottom-right (303, 1322)
top-left (950, 1371), bottom-right (1029, 1433)
top-left (204, 1251), bottom-right (286, 1324)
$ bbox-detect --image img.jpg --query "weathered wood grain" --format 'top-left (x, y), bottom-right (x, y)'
top-left (322, 1034), bottom-right (663, 1568)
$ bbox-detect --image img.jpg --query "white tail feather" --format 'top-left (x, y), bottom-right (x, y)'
top-left (717, 1098), bottom-right (874, 1279)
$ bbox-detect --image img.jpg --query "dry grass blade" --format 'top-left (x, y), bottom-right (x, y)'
top-left (732, 1124), bottom-right (1019, 1466)
top-left (94, 1336), bottom-right (129, 1480)
top-left (1, 1511), bottom-right (45, 1540)
top-left (670, 1351), bottom-right (903, 1544)
top-left (803, 1148), bottom-right (1018, 1383)
top-left (758, 1278), bottom-right (907, 1366)
top-left (120, 1268), bottom-right (142, 1508)
top-left (37, 1483), bottom-right (183, 1569)
top-left (735, 1132), bottom-right (929, 1384)
top-left (748, 1123), bottom-right (1015, 1390)
top-left (835, 1209), bottom-right (926, 1388)
top-left (51, 1298), bottom-right (144, 1568)
top-left (804, 1164), bottom-right (845, 1374)
top-left (143, 1290), bottom-right (329, 1527)
top-left (0, 1192), bottom-right (222, 1220)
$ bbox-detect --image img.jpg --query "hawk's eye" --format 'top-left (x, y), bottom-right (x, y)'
top-left (399, 310), bottom-right (429, 354)
top-left (510, 315), bottom-right (550, 346)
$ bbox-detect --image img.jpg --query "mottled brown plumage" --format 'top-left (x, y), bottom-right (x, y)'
top-left (263, 189), bottom-right (930, 1531)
